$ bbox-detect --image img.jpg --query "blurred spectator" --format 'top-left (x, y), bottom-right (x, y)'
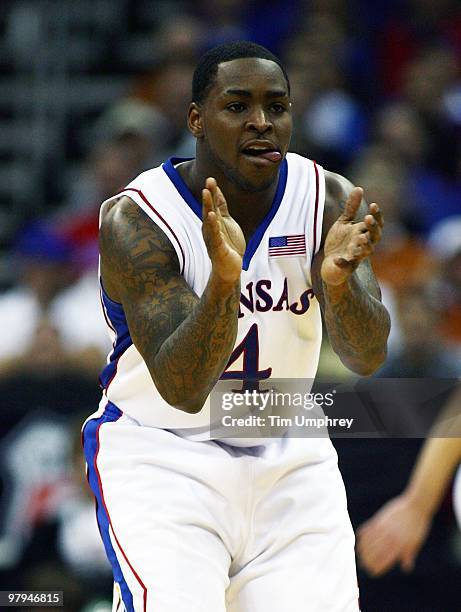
top-left (69, 133), bottom-right (154, 216)
top-left (0, 222), bottom-right (109, 379)
top-left (375, 0), bottom-right (461, 97)
top-left (0, 222), bottom-right (75, 375)
top-left (402, 46), bottom-right (460, 176)
top-left (194, 0), bottom-right (250, 48)
top-left (282, 11), bottom-right (367, 169)
top-left (348, 146), bottom-right (438, 317)
top-left (376, 289), bottom-right (460, 378)
top-left (117, 54), bottom-right (197, 165)
top-left (374, 103), bottom-right (428, 168)
top-left (59, 137), bottom-right (151, 271)
top-left (152, 13), bottom-right (205, 60)
top-left (427, 216), bottom-right (461, 355)
top-left (406, 148), bottom-right (461, 234)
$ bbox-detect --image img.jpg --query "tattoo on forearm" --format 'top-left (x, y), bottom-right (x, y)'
top-left (153, 282), bottom-right (240, 408)
top-left (316, 262), bottom-right (390, 373)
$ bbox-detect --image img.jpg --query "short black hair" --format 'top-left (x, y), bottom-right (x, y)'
top-left (192, 40), bottom-right (290, 104)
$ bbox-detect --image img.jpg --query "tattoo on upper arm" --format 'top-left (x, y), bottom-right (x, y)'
top-left (101, 201), bottom-right (180, 293)
top-left (100, 199), bottom-right (197, 357)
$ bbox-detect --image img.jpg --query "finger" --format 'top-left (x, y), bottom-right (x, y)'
top-left (359, 538), bottom-right (400, 576)
top-left (202, 188), bottom-right (213, 218)
top-left (365, 553), bottom-right (398, 577)
top-left (203, 212), bottom-right (230, 259)
top-left (402, 536), bottom-right (423, 572)
top-left (202, 209), bottom-right (219, 245)
top-left (364, 214), bottom-right (382, 244)
top-left (215, 183), bottom-right (230, 216)
top-left (340, 187), bottom-right (363, 222)
top-left (364, 214), bottom-right (376, 228)
top-left (369, 203), bottom-right (384, 228)
top-left (205, 177), bottom-right (217, 192)
top-left (205, 177), bottom-right (218, 212)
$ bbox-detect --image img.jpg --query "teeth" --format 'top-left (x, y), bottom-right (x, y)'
top-left (244, 148), bottom-right (273, 153)
top-left (244, 144), bottom-right (275, 151)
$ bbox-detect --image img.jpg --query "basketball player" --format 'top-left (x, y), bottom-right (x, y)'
top-left (357, 384), bottom-right (461, 577)
top-left (83, 41), bottom-right (390, 611)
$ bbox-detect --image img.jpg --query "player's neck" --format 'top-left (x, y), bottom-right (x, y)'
top-left (178, 159), bottom-right (279, 239)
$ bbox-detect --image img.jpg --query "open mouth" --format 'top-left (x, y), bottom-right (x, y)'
top-left (241, 147), bottom-right (282, 163)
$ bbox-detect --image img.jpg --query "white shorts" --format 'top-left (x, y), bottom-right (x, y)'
top-left (83, 402), bottom-right (359, 612)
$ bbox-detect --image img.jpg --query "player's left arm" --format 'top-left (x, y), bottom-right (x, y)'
top-left (311, 170), bottom-right (390, 376)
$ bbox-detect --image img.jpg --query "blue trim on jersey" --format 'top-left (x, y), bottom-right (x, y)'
top-left (82, 403), bottom-right (135, 612)
top-left (162, 156), bottom-right (288, 271)
top-left (242, 158), bottom-right (287, 270)
top-left (99, 283), bottom-right (133, 389)
top-left (162, 157), bottom-right (201, 218)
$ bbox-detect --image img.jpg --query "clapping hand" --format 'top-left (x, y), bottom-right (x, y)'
top-left (321, 187), bottom-right (383, 286)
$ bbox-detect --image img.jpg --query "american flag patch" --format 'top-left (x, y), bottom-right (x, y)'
top-left (268, 234), bottom-right (306, 257)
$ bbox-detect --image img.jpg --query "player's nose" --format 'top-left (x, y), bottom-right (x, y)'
top-left (246, 107), bottom-right (272, 132)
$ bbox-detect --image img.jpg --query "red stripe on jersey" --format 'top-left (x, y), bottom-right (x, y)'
top-left (122, 187), bottom-right (186, 275)
top-left (312, 161), bottom-right (320, 260)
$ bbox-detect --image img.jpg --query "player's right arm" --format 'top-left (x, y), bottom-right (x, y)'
top-left (99, 178), bottom-right (244, 414)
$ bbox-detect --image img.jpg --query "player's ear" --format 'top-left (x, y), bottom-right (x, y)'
top-left (188, 103), bottom-right (204, 138)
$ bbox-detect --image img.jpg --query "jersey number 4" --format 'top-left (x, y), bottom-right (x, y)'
top-left (220, 323), bottom-right (272, 391)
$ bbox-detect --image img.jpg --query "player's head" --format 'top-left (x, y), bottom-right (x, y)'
top-left (188, 41), bottom-right (292, 192)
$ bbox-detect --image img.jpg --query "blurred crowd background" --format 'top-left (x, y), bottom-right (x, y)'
top-left (0, 0), bottom-right (460, 610)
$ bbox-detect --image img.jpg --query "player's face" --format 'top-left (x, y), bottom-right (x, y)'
top-left (199, 58), bottom-right (292, 192)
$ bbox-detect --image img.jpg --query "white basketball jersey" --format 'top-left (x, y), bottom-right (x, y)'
top-left (97, 153), bottom-right (325, 443)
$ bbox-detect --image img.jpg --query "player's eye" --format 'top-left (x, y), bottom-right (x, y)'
top-left (271, 103), bottom-right (287, 113)
top-left (227, 102), bottom-right (246, 112)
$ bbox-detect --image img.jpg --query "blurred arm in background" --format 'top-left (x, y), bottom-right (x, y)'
top-left (357, 384), bottom-right (461, 576)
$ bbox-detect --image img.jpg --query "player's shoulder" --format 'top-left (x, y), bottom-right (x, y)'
top-left (99, 160), bottom-right (168, 223)
top-left (322, 170), bottom-right (365, 232)
top-left (324, 169), bottom-right (354, 204)
top-left (306, 168), bottom-right (354, 230)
